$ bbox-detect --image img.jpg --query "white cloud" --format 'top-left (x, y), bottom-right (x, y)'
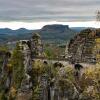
top-left (0, 21), bottom-right (100, 30)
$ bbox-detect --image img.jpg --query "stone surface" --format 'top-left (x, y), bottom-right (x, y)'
top-left (67, 28), bottom-right (100, 64)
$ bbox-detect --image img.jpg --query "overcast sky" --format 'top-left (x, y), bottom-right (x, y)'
top-left (0, 0), bottom-right (100, 22)
top-left (0, 0), bottom-right (100, 29)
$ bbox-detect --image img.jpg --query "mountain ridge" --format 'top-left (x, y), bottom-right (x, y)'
top-left (0, 24), bottom-right (81, 44)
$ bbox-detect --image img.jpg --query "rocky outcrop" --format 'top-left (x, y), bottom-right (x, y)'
top-left (17, 41), bottom-right (33, 100)
top-left (19, 33), bottom-right (44, 58)
top-left (16, 33), bottom-right (44, 100)
top-left (67, 28), bottom-right (100, 64)
top-left (0, 51), bottom-right (12, 100)
top-left (31, 33), bottom-right (44, 57)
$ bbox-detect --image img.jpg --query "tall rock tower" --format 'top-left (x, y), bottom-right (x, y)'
top-left (31, 33), bottom-right (43, 57)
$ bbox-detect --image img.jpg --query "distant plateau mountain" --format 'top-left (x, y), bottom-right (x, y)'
top-left (0, 25), bottom-right (85, 44)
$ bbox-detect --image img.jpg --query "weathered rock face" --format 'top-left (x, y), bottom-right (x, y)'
top-left (16, 33), bottom-right (44, 100)
top-left (17, 40), bottom-right (33, 100)
top-left (67, 28), bottom-right (100, 64)
top-left (19, 33), bottom-right (44, 58)
top-left (31, 33), bottom-right (43, 57)
top-left (39, 74), bottom-right (49, 100)
top-left (49, 66), bottom-right (79, 100)
top-left (0, 51), bottom-right (12, 100)
top-left (0, 52), bottom-right (11, 86)
top-left (17, 33), bottom-right (83, 100)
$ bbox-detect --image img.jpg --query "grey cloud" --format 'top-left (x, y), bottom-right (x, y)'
top-left (0, 0), bottom-right (99, 22)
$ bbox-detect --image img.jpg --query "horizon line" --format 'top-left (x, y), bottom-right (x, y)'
top-left (0, 21), bottom-right (100, 30)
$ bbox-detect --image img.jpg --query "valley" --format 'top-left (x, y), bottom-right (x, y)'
top-left (0, 25), bottom-right (99, 100)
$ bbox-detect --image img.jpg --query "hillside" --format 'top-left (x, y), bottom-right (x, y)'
top-left (0, 25), bottom-right (76, 44)
top-left (71, 27), bottom-right (88, 32)
top-left (0, 28), bottom-right (36, 44)
top-left (39, 24), bottom-right (76, 43)
top-left (0, 33), bottom-right (100, 100)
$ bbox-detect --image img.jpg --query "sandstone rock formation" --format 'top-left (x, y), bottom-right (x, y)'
top-left (16, 33), bottom-right (44, 100)
top-left (67, 28), bottom-right (100, 64)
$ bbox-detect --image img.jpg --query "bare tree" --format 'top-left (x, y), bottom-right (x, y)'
top-left (96, 11), bottom-right (100, 21)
